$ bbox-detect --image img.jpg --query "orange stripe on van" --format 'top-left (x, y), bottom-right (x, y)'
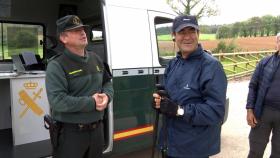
top-left (113, 125), bottom-right (153, 141)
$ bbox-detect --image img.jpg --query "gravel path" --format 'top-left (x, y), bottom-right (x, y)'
top-left (212, 80), bottom-right (271, 158)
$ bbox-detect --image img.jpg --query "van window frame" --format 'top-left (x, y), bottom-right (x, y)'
top-left (0, 20), bottom-right (45, 62)
top-left (153, 16), bottom-right (175, 66)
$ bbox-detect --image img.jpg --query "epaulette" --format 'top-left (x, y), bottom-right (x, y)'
top-left (47, 53), bottom-right (62, 63)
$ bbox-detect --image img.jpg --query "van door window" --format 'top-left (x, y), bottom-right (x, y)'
top-left (91, 30), bottom-right (103, 41)
top-left (1, 23), bottom-right (43, 61)
top-left (154, 17), bottom-right (176, 66)
top-left (88, 27), bottom-right (105, 60)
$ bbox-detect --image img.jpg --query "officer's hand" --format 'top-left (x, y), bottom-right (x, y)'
top-left (93, 93), bottom-right (108, 111)
top-left (152, 93), bottom-right (161, 109)
top-left (93, 93), bottom-right (103, 104)
top-left (98, 93), bottom-right (109, 106)
top-left (247, 109), bottom-right (258, 128)
top-left (160, 97), bottom-right (178, 117)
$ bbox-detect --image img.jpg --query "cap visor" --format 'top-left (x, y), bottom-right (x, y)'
top-left (175, 24), bottom-right (199, 32)
top-left (65, 24), bottom-right (89, 31)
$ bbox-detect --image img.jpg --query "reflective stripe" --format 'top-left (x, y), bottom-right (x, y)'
top-left (113, 125), bottom-right (153, 141)
top-left (68, 69), bottom-right (83, 75)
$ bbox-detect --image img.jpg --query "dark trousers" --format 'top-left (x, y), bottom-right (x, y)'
top-left (54, 122), bottom-right (104, 158)
top-left (248, 107), bottom-right (280, 158)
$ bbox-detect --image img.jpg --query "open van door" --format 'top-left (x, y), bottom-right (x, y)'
top-left (103, 0), bottom-right (159, 155)
top-left (148, 11), bottom-right (175, 85)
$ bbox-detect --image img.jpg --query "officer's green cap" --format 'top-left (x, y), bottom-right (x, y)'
top-left (56, 15), bottom-right (88, 35)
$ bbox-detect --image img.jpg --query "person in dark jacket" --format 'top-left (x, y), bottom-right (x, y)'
top-left (246, 33), bottom-right (280, 158)
top-left (152, 15), bottom-right (227, 158)
top-left (45, 15), bottom-right (113, 158)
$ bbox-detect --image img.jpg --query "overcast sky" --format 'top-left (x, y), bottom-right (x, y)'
top-left (198, 0), bottom-right (280, 25)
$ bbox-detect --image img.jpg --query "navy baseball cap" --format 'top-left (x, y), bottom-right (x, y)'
top-left (172, 15), bottom-right (199, 32)
top-left (56, 15), bottom-right (88, 35)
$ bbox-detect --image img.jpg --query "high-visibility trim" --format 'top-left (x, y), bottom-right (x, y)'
top-left (68, 69), bottom-right (82, 75)
top-left (113, 125), bottom-right (153, 141)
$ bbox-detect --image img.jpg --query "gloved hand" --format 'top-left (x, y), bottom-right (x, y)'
top-left (152, 90), bottom-right (169, 110)
top-left (156, 90), bottom-right (168, 98)
top-left (151, 97), bottom-right (159, 110)
top-left (160, 97), bottom-right (178, 117)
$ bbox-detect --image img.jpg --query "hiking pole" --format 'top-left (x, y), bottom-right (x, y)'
top-left (151, 108), bottom-right (160, 158)
top-left (151, 85), bottom-right (162, 158)
top-left (151, 84), bottom-right (167, 158)
top-left (161, 114), bottom-right (167, 158)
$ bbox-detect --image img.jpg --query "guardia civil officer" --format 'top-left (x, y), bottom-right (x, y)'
top-left (153, 15), bottom-right (227, 158)
top-left (45, 15), bottom-right (113, 158)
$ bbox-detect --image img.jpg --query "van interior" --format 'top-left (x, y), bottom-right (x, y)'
top-left (0, 0), bottom-right (106, 67)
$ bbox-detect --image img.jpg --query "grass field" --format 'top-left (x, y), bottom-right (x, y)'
top-left (157, 34), bottom-right (216, 41)
top-left (199, 34), bottom-right (216, 41)
top-left (220, 58), bottom-right (258, 76)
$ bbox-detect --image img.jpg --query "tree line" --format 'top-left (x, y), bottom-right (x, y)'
top-left (157, 15), bottom-right (280, 40)
top-left (165, 1), bottom-right (280, 39)
top-left (210, 15), bottom-right (280, 39)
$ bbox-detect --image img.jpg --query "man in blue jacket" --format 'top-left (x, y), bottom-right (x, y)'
top-left (246, 33), bottom-right (280, 158)
top-left (153, 15), bottom-right (227, 158)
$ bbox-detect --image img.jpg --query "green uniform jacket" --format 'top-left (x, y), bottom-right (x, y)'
top-left (45, 48), bottom-right (113, 124)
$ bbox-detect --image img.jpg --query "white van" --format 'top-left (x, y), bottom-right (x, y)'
top-left (0, 0), bottom-right (177, 157)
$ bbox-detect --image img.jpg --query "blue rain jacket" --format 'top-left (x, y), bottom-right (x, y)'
top-left (246, 52), bottom-right (280, 118)
top-left (159, 44), bottom-right (227, 158)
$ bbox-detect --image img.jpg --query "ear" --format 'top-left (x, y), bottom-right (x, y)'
top-left (59, 34), bottom-right (67, 44)
top-left (172, 33), bottom-right (175, 42)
